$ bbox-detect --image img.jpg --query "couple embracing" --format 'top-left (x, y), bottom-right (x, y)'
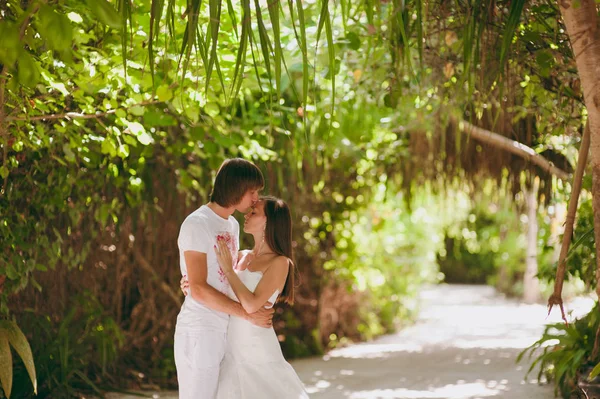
top-left (174, 158), bottom-right (310, 398)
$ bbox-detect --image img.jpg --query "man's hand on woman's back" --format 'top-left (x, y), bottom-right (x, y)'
top-left (246, 306), bottom-right (275, 328)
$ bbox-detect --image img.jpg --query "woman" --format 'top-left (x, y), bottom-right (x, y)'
top-left (181, 196), bottom-right (309, 398)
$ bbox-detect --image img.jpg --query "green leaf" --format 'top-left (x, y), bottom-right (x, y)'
top-left (254, 0), bottom-right (273, 88)
top-left (88, 0), bottom-right (123, 29)
top-left (205, 102), bottom-right (220, 117)
top-left (416, 0), bottom-right (423, 77)
top-left (267, 0), bottom-right (282, 95)
top-left (17, 52), bottom-right (40, 88)
top-left (324, 6), bottom-right (335, 126)
top-left (535, 50), bottom-right (554, 78)
top-left (96, 204), bottom-right (111, 227)
top-left (0, 166), bottom-right (8, 180)
top-left (0, 22), bottom-right (20, 68)
top-left (346, 32), bottom-right (361, 51)
top-left (149, 0), bottom-right (165, 82)
top-left (0, 321), bottom-right (36, 395)
top-left (35, 264), bottom-right (48, 272)
top-left (128, 106), bottom-right (146, 116)
top-left (0, 333), bottom-right (12, 398)
top-left (122, 134), bottom-right (138, 147)
top-left (143, 110), bottom-right (176, 126)
top-left (156, 85), bottom-right (173, 102)
top-left (5, 264), bottom-right (18, 280)
top-left (117, 0), bottom-right (133, 77)
top-left (295, 0), bottom-right (308, 109)
top-left (499, 0), bottom-right (525, 71)
top-left (226, 0), bottom-right (238, 39)
top-left (37, 5), bottom-right (73, 52)
top-left (315, 0), bottom-right (335, 124)
top-left (29, 276), bottom-right (42, 292)
top-left (229, 0), bottom-right (250, 101)
top-left (179, 0), bottom-right (201, 85)
top-left (101, 137), bottom-right (117, 157)
top-left (206, 0), bottom-right (222, 92)
top-left (315, 0), bottom-right (328, 57)
top-left (71, 370), bottom-right (101, 394)
top-left (63, 144), bottom-right (76, 162)
top-left (117, 144), bottom-right (130, 158)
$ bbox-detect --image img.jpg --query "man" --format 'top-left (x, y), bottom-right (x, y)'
top-left (174, 158), bottom-right (274, 398)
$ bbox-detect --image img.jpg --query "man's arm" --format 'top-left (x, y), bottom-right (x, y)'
top-left (222, 256), bottom-right (288, 314)
top-left (185, 251), bottom-right (273, 326)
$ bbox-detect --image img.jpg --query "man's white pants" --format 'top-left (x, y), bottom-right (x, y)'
top-left (174, 330), bottom-right (227, 399)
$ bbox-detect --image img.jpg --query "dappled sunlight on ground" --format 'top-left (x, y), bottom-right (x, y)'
top-left (108, 285), bottom-right (595, 399)
top-left (293, 284), bottom-right (596, 399)
top-left (348, 381), bottom-right (502, 398)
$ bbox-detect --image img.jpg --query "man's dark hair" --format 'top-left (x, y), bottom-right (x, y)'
top-left (210, 158), bottom-right (264, 207)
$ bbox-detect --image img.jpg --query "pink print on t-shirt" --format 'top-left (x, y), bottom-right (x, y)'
top-left (216, 231), bottom-right (238, 289)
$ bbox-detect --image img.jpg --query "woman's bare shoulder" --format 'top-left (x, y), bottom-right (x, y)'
top-left (267, 255), bottom-right (290, 270)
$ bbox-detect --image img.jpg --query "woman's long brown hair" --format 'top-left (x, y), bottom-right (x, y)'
top-left (262, 196), bottom-right (296, 305)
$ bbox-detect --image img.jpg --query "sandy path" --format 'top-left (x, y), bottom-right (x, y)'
top-left (108, 284), bottom-right (594, 399)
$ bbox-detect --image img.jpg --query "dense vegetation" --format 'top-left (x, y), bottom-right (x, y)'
top-left (0, 0), bottom-right (598, 397)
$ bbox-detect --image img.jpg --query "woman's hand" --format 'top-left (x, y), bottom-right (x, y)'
top-left (215, 238), bottom-right (234, 275)
top-left (180, 275), bottom-right (189, 296)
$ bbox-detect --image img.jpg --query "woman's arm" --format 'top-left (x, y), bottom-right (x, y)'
top-left (182, 251), bottom-right (275, 327)
top-left (215, 240), bottom-right (289, 313)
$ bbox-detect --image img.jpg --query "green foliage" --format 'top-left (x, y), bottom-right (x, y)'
top-left (0, 320), bottom-right (37, 398)
top-left (518, 305), bottom-right (600, 398)
top-left (0, 0), bottom-right (431, 387)
top-left (0, 0), bottom-right (593, 394)
top-left (10, 292), bottom-right (123, 398)
top-left (322, 191), bottom-right (443, 342)
top-left (438, 193), bottom-right (527, 290)
top-left (538, 196), bottom-right (597, 289)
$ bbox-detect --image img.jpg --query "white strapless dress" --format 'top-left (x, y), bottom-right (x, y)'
top-left (216, 269), bottom-right (310, 399)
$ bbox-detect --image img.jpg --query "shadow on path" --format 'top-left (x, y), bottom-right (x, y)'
top-left (292, 284), bottom-right (595, 399)
top-left (108, 284), bottom-right (595, 399)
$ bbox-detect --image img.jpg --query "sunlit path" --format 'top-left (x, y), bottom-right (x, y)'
top-left (292, 284), bottom-right (595, 399)
top-left (108, 284), bottom-right (594, 399)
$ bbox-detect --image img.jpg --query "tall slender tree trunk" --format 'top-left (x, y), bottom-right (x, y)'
top-left (524, 177), bottom-right (541, 303)
top-left (550, 202), bottom-right (567, 268)
top-left (559, 0), bottom-right (600, 297)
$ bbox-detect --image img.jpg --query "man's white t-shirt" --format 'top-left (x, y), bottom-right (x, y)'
top-left (175, 205), bottom-right (240, 334)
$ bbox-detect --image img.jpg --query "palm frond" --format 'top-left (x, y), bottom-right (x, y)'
top-left (254, 0), bottom-right (274, 93)
top-left (149, 0), bottom-right (165, 84)
top-left (117, 0), bottom-right (133, 77)
top-left (179, 0), bottom-right (203, 83)
top-left (499, 0), bottom-right (526, 71)
top-left (267, 0), bottom-right (282, 96)
top-left (230, 0), bottom-right (251, 101)
top-left (295, 0), bottom-right (308, 110)
top-left (206, 0), bottom-right (223, 92)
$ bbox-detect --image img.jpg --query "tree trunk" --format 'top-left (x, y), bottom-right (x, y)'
top-left (558, 0), bottom-right (600, 298)
top-left (547, 124), bottom-right (590, 320)
top-left (550, 201), bottom-right (567, 270)
top-left (524, 177), bottom-right (541, 303)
